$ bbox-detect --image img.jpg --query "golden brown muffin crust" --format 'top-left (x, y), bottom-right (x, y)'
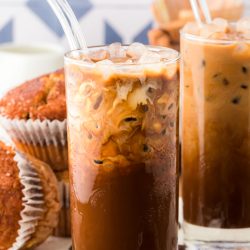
top-left (0, 69), bottom-right (66, 121)
top-left (0, 141), bottom-right (24, 250)
top-left (0, 142), bottom-right (60, 250)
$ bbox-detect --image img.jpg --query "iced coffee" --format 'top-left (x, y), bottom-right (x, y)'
top-left (65, 43), bottom-right (179, 250)
top-left (181, 18), bottom-right (250, 244)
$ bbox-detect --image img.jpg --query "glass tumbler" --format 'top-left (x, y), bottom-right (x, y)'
top-left (65, 45), bottom-right (180, 250)
top-left (181, 28), bottom-right (250, 247)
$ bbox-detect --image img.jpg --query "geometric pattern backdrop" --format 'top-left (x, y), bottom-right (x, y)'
top-left (1, 0), bottom-right (250, 48)
top-left (0, 0), bottom-right (154, 48)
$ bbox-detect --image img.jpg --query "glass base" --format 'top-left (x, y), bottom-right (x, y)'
top-left (183, 221), bottom-right (250, 249)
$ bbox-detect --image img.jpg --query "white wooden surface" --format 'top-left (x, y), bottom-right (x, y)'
top-left (36, 237), bottom-right (72, 250)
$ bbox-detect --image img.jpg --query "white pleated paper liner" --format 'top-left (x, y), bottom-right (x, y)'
top-left (0, 117), bottom-right (67, 171)
top-left (10, 152), bottom-right (44, 250)
top-left (54, 172), bottom-right (71, 237)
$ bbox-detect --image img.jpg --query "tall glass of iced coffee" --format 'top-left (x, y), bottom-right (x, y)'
top-left (181, 18), bottom-right (250, 247)
top-left (65, 43), bottom-right (180, 250)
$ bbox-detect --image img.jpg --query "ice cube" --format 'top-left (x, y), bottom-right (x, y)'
top-left (108, 42), bottom-right (126, 58)
top-left (127, 85), bottom-right (151, 109)
top-left (88, 49), bottom-right (109, 62)
top-left (109, 42), bottom-right (121, 50)
top-left (82, 57), bottom-right (94, 64)
top-left (139, 75), bottom-right (146, 85)
top-left (96, 59), bottom-right (114, 79)
top-left (232, 43), bottom-right (249, 59)
top-left (200, 24), bottom-right (219, 38)
top-left (212, 18), bottom-right (228, 33)
top-left (125, 59), bottom-right (133, 64)
top-left (158, 50), bottom-right (177, 61)
top-left (126, 43), bottom-right (147, 59)
top-left (138, 51), bottom-right (161, 64)
top-left (117, 82), bottom-right (133, 100)
top-left (182, 22), bottom-right (199, 35)
top-left (68, 104), bottom-right (81, 119)
top-left (209, 32), bottom-right (229, 40)
top-left (166, 63), bottom-right (178, 79)
top-left (96, 59), bottom-right (113, 65)
top-left (236, 17), bottom-right (250, 33)
top-left (78, 80), bottom-right (95, 96)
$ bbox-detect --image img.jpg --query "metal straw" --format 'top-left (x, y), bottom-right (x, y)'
top-left (47, 0), bottom-right (87, 50)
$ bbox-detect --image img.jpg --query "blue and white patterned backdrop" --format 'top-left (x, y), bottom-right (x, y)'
top-left (1, 0), bottom-right (250, 48)
top-left (0, 0), bottom-right (153, 48)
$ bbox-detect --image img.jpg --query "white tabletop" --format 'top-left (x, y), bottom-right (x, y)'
top-left (36, 237), bottom-right (72, 250)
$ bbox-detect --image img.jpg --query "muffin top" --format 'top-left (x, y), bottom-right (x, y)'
top-left (0, 69), bottom-right (66, 121)
top-left (0, 141), bottom-right (24, 250)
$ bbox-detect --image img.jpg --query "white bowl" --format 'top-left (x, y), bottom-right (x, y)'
top-left (0, 43), bottom-right (64, 97)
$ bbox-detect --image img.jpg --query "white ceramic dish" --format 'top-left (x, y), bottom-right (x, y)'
top-left (0, 43), bottom-right (64, 97)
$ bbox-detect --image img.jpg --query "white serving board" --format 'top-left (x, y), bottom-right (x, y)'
top-left (36, 237), bottom-right (72, 250)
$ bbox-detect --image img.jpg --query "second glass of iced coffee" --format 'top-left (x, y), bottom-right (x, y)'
top-left (65, 43), bottom-right (180, 250)
top-left (181, 18), bottom-right (250, 247)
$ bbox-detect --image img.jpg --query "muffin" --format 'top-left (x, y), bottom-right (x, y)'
top-left (149, 0), bottom-right (244, 48)
top-left (54, 170), bottom-right (71, 237)
top-left (0, 69), bottom-right (67, 172)
top-left (148, 28), bottom-right (179, 50)
top-left (0, 140), bottom-right (60, 250)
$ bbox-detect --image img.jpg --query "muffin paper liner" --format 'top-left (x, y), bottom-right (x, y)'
top-left (54, 178), bottom-right (71, 237)
top-left (10, 152), bottom-right (44, 250)
top-left (0, 117), bottom-right (67, 171)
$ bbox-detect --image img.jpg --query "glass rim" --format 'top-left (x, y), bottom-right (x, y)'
top-left (64, 45), bottom-right (180, 68)
top-left (180, 24), bottom-right (250, 45)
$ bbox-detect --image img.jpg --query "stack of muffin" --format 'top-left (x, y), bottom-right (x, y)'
top-left (0, 69), bottom-right (71, 248)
